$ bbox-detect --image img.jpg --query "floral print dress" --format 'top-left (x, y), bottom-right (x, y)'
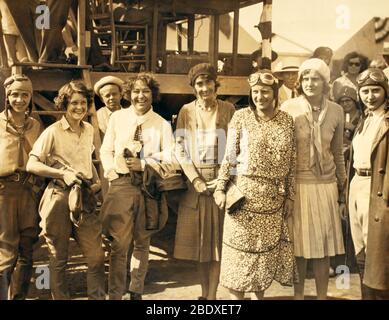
top-left (216, 107), bottom-right (298, 292)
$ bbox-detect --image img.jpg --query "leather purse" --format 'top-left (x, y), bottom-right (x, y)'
top-left (225, 180), bottom-right (245, 214)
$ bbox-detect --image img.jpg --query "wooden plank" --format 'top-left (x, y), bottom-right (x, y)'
top-left (31, 110), bottom-right (66, 115)
top-left (90, 72), bottom-right (249, 95)
top-left (156, 0), bottom-right (263, 15)
top-left (77, 0), bottom-right (86, 66)
top-left (0, 22), bottom-right (8, 68)
top-left (157, 23), bottom-right (168, 72)
top-left (151, 0), bottom-right (159, 72)
top-left (208, 15), bottom-right (220, 68)
top-left (177, 24), bottom-right (183, 52)
top-left (33, 93), bottom-right (57, 114)
top-left (12, 62), bottom-right (91, 70)
top-left (157, 0), bottom-right (234, 15)
top-left (232, 6), bottom-right (240, 75)
top-left (22, 70), bottom-right (78, 91)
top-left (187, 15), bottom-right (195, 54)
top-left (82, 68), bottom-right (107, 198)
top-left (109, 0), bottom-right (116, 66)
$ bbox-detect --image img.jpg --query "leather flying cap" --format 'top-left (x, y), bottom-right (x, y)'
top-left (4, 74), bottom-right (33, 95)
top-left (357, 68), bottom-right (389, 97)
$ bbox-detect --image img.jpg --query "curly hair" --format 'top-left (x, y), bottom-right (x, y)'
top-left (296, 69), bottom-right (331, 96)
top-left (341, 51), bottom-right (369, 73)
top-left (123, 72), bottom-right (160, 103)
top-left (54, 80), bottom-right (94, 111)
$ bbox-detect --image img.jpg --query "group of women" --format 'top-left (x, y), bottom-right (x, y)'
top-left (0, 54), bottom-right (388, 300)
top-left (174, 58), bottom-right (389, 300)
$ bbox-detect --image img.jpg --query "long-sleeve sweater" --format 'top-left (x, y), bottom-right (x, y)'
top-left (281, 96), bottom-right (346, 188)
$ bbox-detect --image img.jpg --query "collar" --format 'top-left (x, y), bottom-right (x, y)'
top-left (59, 115), bottom-right (85, 132)
top-left (129, 105), bottom-right (154, 125)
top-left (0, 111), bottom-right (7, 122)
top-left (1, 110), bottom-right (34, 131)
top-left (365, 103), bottom-right (386, 118)
top-left (282, 85), bottom-right (295, 96)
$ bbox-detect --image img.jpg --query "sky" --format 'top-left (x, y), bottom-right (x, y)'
top-left (239, 0), bottom-right (389, 51)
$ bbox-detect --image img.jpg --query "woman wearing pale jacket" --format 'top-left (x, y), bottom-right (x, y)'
top-left (174, 63), bottom-right (235, 300)
top-left (281, 58), bottom-right (347, 300)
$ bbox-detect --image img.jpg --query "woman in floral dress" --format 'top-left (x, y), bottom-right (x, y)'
top-left (214, 69), bottom-right (297, 300)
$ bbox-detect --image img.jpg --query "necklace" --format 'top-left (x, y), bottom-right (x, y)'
top-left (312, 106), bottom-right (321, 112)
top-left (14, 123), bottom-right (25, 128)
top-left (197, 100), bottom-right (217, 112)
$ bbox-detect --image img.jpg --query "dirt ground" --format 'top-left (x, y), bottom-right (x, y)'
top-left (27, 214), bottom-right (362, 300)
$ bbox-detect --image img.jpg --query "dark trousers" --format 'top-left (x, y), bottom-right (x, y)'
top-left (5, 0), bottom-right (106, 65)
top-left (39, 0), bottom-right (72, 63)
top-left (0, 181), bottom-right (40, 300)
top-left (101, 177), bottom-right (151, 300)
top-left (39, 182), bottom-right (106, 300)
top-left (3, 0), bottom-right (40, 62)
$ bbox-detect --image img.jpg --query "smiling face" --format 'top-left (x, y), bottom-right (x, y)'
top-left (359, 85), bottom-right (386, 111)
top-left (99, 84), bottom-right (122, 111)
top-left (66, 92), bottom-right (88, 122)
top-left (301, 70), bottom-right (325, 98)
top-left (193, 75), bottom-right (217, 104)
top-left (131, 80), bottom-right (152, 116)
top-left (8, 89), bottom-right (31, 114)
top-left (251, 84), bottom-right (274, 113)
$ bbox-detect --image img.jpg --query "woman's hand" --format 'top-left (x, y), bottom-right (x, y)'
top-left (284, 199), bottom-right (294, 219)
top-left (206, 179), bottom-right (218, 193)
top-left (339, 203), bottom-right (348, 220)
top-left (90, 181), bottom-right (101, 194)
top-left (214, 190), bottom-right (226, 209)
top-left (125, 157), bottom-right (142, 171)
top-left (62, 170), bottom-right (82, 186)
top-left (193, 177), bottom-right (208, 194)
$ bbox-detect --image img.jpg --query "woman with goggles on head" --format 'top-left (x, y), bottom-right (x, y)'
top-left (0, 75), bottom-right (42, 300)
top-left (281, 58), bottom-right (347, 300)
top-left (331, 51), bottom-right (369, 101)
top-left (346, 68), bottom-right (389, 300)
top-left (214, 69), bottom-right (297, 300)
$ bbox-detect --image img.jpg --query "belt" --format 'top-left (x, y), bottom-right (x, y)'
top-left (118, 173), bottom-right (132, 177)
top-left (356, 168), bottom-right (371, 176)
top-left (0, 171), bottom-right (29, 183)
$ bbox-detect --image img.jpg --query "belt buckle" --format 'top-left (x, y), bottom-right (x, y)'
top-left (12, 172), bottom-right (20, 182)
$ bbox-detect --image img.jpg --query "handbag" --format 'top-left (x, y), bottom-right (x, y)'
top-left (225, 180), bottom-right (245, 214)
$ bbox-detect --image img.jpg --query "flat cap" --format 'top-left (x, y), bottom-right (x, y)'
top-left (93, 76), bottom-right (124, 96)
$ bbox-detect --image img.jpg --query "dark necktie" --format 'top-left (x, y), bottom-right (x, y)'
top-left (134, 124), bottom-right (142, 142)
